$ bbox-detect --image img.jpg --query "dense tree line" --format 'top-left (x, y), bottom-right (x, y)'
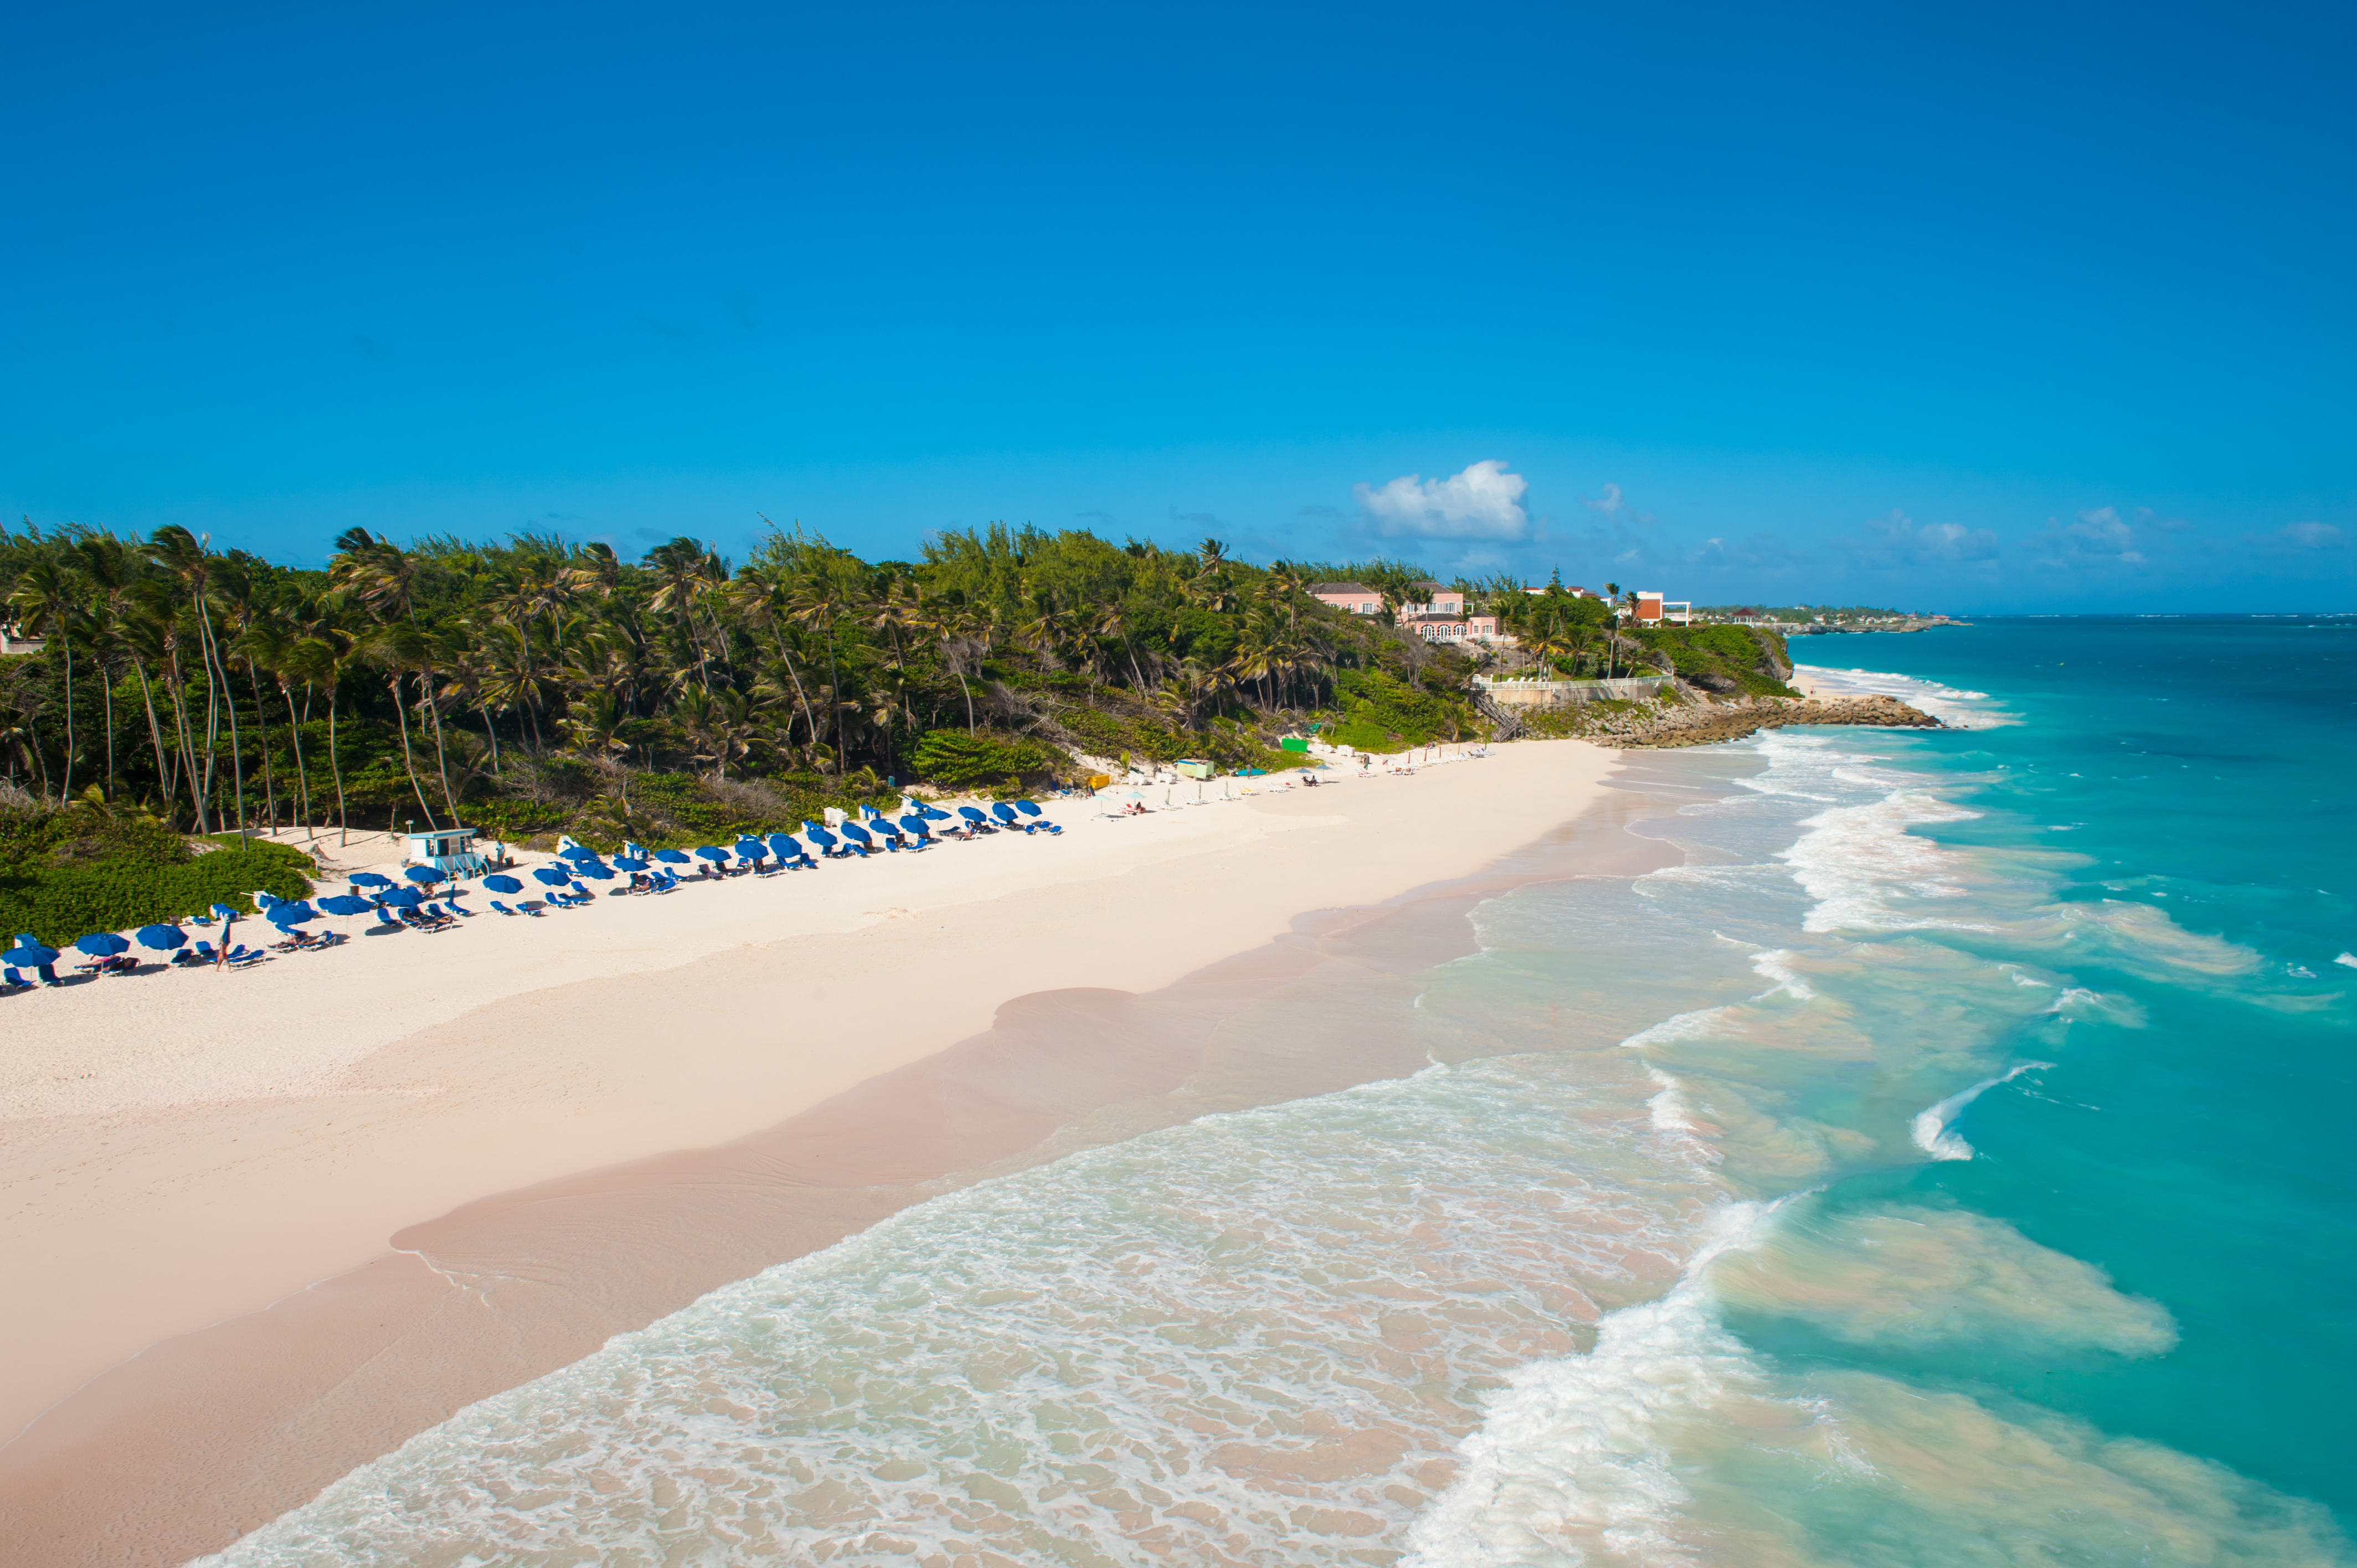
top-left (1, 519), bottom-right (1552, 840)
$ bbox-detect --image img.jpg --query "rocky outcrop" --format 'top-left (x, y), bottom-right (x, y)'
top-left (1619, 693), bottom-right (1939, 747)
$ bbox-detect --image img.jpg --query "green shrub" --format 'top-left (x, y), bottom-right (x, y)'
top-left (910, 729), bottom-right (1061, 788)
top-left (1327, 716), bottom-right (1398, 752)
top-left (0, 842), bottom-right (316, 946)
top-left (1516, 706), bottom-right (1593, 739)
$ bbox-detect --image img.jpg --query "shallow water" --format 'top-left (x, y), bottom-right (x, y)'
top-left (206, 616), bottom-right (2356, 1566)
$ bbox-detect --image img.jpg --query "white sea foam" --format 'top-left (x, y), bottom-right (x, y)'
top-left (1617, 1007), bottom-right (1731, 1051)
top-left (1909, 1062), bottom-right (2049, 1160)
top-left (1645, 1069), bottom-right (1694, 1132)
top-left (1403, 1203), bottom-right (1782, 1568)
top-left (1748, 948), bottom-right (1815, 999)
top-left (2334, 951), bottom-right (2356, 969)
top-left (207, 1050), bottom-right (1727, 1568)
top-left (1779, 784), bottom-right (1984, 935)
top-left (1792, 663), bottom-right (2013, 728)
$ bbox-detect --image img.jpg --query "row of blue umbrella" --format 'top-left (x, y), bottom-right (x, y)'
top-left (6, 802), bottom-right (1056, 973)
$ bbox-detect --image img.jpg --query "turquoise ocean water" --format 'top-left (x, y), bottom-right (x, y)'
top-left (207, 616), bottom-right (2355, 1566)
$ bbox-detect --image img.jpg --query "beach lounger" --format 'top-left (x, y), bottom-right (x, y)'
top-left (1014, 800), bottom-right (1063, 834)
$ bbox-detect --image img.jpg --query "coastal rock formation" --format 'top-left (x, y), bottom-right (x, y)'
top-left (1620, 693), bottom-right (1941, 747)
top-left (1513, 690), bottom-right (1941, 748)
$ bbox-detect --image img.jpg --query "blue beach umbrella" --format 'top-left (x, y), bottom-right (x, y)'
top-left (403, 864), bottom-right (444, 885)
top-left (801, 819), bottom-right (837, 847)
top-left (269, 900), bottom-right (318, 923)
top-left (838, 821), bottom-right (873, 849)
top-left (74, 932), bottom-right (131, 956)
top-left (898, 813), bottom-right (930, 838)
top-left (136, 924), bottom-right (188, 951)
top-left (254, 890), bottom-right (282, 909)
top-left (958, 806), bottom-right (989, 823)
top-left (917, 804), bottom-right (952, 821)
top-left (379, 887), bottom-right (426, 909)
top-left (574, 863), bottom-right (616, 881)
top-left (1015, 800), bottom-right (1043, 817)
top-left (349, 871), bottom-right (392, 888)
top-left (482, 874), bottom-right (524, 894)
top-left (317, 895), bottom-right (375, 916)
top-left (4, 942), bottom-right (60, 967)
top-left (693, 845), bottom-right (730, 864)
top-left (531, 866), bottom-right (572, 887)
top-left (652, 848), bottom-right (691, 864)
top-left (609, 857), bottom-right (647, 873)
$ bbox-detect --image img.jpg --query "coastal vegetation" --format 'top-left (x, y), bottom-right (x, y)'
top-left (0, 519), bottom-right (1814, 938)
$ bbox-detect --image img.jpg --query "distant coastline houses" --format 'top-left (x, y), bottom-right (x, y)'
top-left (1310, 582), bottom-right (1385, 616)
top-left (1308, 581), bottom-right (1499, 642)
top-left (1625, 591), bottom-right (1691, 626)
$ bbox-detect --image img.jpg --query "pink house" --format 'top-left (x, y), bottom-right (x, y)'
top-left (1310, 582), bottom-right (1384, 615)
top-left (1407, 613), bottom-right (1500, 642)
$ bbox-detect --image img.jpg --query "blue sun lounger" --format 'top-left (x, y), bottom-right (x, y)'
top-left (1015, 799), bottom-right (1063, 834)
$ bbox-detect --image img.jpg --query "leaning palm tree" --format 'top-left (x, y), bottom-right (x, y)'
top-left (787, 574), bottom-right (856, 774)
top-left (331, 529), bottom-right (460, 821)
top-left (362, 622), bottom-right (447, 831)
top-left (724, 568), bottom-right (822, 751)
top-left (285, 628), bottom-right (357, 845)
top-left (7, 558), bottom-right (81, 801)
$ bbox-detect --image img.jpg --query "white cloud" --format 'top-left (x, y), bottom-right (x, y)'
top-left (1582, 482), bottom-right (1623, 515)
top-left (1835, 508), bottom-right (2000, 569)
top-left (1354, 459), bottom-right (1531, 541)
top-left (2025, 505), bottom-right (2147, 568)
top-left (2072, 506), bottom-right (2143, 561)
top-left (2279, 521), bottom-right (2344, 549)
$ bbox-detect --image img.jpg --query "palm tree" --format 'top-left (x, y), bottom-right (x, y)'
top-left (912, 591), bottom-right (979, 733)
top-left (362, 622), bottom-right (446, 831)
top-left (285, 628), bottom-right (357, 845)
top-left (144, 525), bottom-right (263, 834)
top-left (243, 615), bottom-right (315, 837)
top-left (788, 574), bottom-right (855, 774)
top-left (71, 533), bottom-right (147, 803)
top-left (8, 559), bottom-right (81, 801)
top-left (724, 568), bottom-right (822, 752)
top-left (331, 529), bottom-right (459, 821)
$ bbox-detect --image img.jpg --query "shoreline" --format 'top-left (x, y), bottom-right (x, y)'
top-left (0, 740), bottom-right (1658, 1566)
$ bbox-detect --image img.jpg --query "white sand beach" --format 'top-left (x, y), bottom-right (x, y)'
top-left (0, 740), bottom-right (1634, 1561)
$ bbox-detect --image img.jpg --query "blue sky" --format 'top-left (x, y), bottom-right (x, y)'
top-left (3, 1), bottom-right (2350, 610)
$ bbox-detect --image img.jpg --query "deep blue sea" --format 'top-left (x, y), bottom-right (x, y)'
top-left (207, 616), bottom-right (2355, 1566)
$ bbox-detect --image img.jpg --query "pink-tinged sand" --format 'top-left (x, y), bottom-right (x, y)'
top-left (0, 740), bottom-right (1642, 1564)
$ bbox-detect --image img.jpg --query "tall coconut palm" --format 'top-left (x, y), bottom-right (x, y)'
top-left (363, 622), bottom-right (446, 831)
top-left (331, 529), bottom-right (459, 822)
top-left (724, 568), bottom-right (821, 752)
top-left (285, 628), bottom-right (357, 845)
top-left (788, 574), bottom-right (855, 774)
top-left (7, 559), bottom-right (80, 801)
top-left (144, 525), bottom-right (249, 833)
